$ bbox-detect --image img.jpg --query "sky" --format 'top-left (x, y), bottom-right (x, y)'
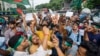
top-left (25, 0), bottom-right (50, 8)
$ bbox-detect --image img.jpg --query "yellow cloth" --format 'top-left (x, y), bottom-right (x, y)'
top-left (36, 30), bottom-right (52, 41)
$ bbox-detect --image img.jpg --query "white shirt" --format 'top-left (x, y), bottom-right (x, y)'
top-left (79, 29), bottom-right (85, 36)
top-left (14, 45), bottom-right (49, 56)
top-left (36, 18), bottom-right (40, 25)
top-left (26, 27), bottom-right (33, 38)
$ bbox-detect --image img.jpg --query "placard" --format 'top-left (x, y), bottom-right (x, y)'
top-left (66, 12), bottom-right (73, 18)
top-left (25, 13), bottom-right (34, 21)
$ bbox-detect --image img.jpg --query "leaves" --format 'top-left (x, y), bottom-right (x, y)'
top-left (86, 0), bottom-right (94, 9)
top-left (36, 0), bottom-right (63, 10)
top-left (85, 0), bottom-right (100, 9)
top-left (70, 0), bottom-right (82, 10)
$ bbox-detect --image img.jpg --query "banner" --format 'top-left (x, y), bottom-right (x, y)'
top-left (3, 0), bottom-right (30, 5)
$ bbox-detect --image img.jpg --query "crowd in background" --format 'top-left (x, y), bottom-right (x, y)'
top-left (0, 8), bottom-right (100, 56)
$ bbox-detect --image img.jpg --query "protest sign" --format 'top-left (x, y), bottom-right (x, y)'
top-left (25, 13), bottom-right (34, 21)
top-left (66, 12), bottom-right (73, 18)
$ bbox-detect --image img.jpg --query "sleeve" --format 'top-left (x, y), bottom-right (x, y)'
top-left (4, 31), bottom-right (10, 44)
top-left (26, 27), bottom-right (33, 38)
top-left (29, 45), bottom-right (48, 56)
top-left (37, 45), bottom-right (47, 56)
top-left (33, 45), bottom-right (47, 56)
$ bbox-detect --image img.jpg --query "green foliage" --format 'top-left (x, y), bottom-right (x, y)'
top-left (70, 0), bottom-right (82, 10)
top-left (35, 0), bottom-right (63, 10)
top-left (17, 4), bottom-right (26, 9)
top-left (35, 3), bottom-right (49, 10)
top-left (26, 8), bottom-right (36, 13)
top-left (71, 0), bottom-right (100, 9)
top-left (65, 0), bottom-right (72, 3)
top-left (86, 0), bottom-right (94, 9)
top-left (95, 0), bottom-right (100, 5)
top-left (86, 0), bottom-right (100, 9)
top-left (35, 0), bottom-right (100, 10)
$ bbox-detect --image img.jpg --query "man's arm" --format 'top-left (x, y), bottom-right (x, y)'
top-left (55, 46), bottom-right (65, 56)
top-left (52, 34), bottom-right (65, 56)
top-left (21, 13), bottom-right (28, 32)
top-left (42, 26), bottom-right (49, 50)
top-left (0, 49), bottom-right (10, 56)
top-left (84, 28), bottom-right (89, 41)
top-left (30, 14), bottom-right (37, 33)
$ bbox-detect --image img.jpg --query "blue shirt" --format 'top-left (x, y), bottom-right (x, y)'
top-left (88, 32), bottom-right (100, 46)
top-left (69, 31), bottom-right (82, 45)
top-left (65, 26), bottom-right (72, 32)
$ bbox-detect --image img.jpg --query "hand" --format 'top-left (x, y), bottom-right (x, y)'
top-left (43, 26), bottom-right (50, 35)
top-left (86, 26), bottom-right (93, 32)
top-left (55, 14), bottom-right (59, 20)
top-left (84, 28), bottom-right (88, 32)
top-left (31, 20), bottom-right (36, 25)
top-left (3, 16), bottom-right (8, 21)
top-left (33, 13), bottom-right (36, 20)
top-left (52, 34), bottom-right (59, 47)
top-left (51, 14), bottom-right (58, 24)
top-left (38, 14), bottom-right (42, 20)
top-left (21, 13), bottom-right (25, 18)
top-left (73, 42), bottom-right (77, 45)
top-left (93, 39), bottom-right (97, 43)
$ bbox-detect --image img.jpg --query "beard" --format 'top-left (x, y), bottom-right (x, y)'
top-left (40, 24), bottom-right (49, 27)
top-left (33, 42), bottom-right (39, 45)
top-left (11, 27), bottom-right (16, 29)
top-left (32, 39), bottom-right (40, 45)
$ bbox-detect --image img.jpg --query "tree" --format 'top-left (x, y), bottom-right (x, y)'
top-left (35, 3), bottom-right (49, 10)
top-left (94, 0), bottom-right (100, 8)
top-left (70, 0), bottom-right (82, 10)
top-left (86, 0), bottom-right (100, 9)
top-left (86, 0), bottom-right (95, 9)
top-left (17, 4), bottom-right (26, 9)
top-left (65, 0), bottom-right (72, 3)
top-left (49, 0), bottom-right (63, 10)
top-left (35, 0), bottom-right (63, 10)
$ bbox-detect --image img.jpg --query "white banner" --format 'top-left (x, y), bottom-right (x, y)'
top-left (66, 12), bottom-right (73, 18)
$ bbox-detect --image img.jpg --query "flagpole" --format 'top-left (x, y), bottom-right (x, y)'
top-left (1, 0), bottom-right (4, 11)
top-left (32, 0), bottom-right (34, 13)
top-left (28, 0), bottom-right (34, 13)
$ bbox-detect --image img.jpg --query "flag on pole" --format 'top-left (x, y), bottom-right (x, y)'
top-left (3, 0), bottom-right (30, 5)
top-left (16, 8), bottom-right (23, 14)
top-left (14, 0), bottom-right (22, 2)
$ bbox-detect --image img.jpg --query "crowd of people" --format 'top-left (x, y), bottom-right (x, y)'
top-left (0, 8), bottom-right (100, 56)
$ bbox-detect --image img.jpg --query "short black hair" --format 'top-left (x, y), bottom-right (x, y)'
top-left (27, 21), bottom-right (32, 26)
top-left (83, 21), bottom-right (89, 24)
top-left (8, 21), bottom-right (16, 25)
top-left (79, 41), bottom-right (98, 56)
top-left (97, 47), bottom-right (100, 56)
top-left (8, 35), bottom-right (22, 49)
top-left (66, 38), bottom-right (73, 46)
top-left (72, 22), bottom-right (79, 26)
